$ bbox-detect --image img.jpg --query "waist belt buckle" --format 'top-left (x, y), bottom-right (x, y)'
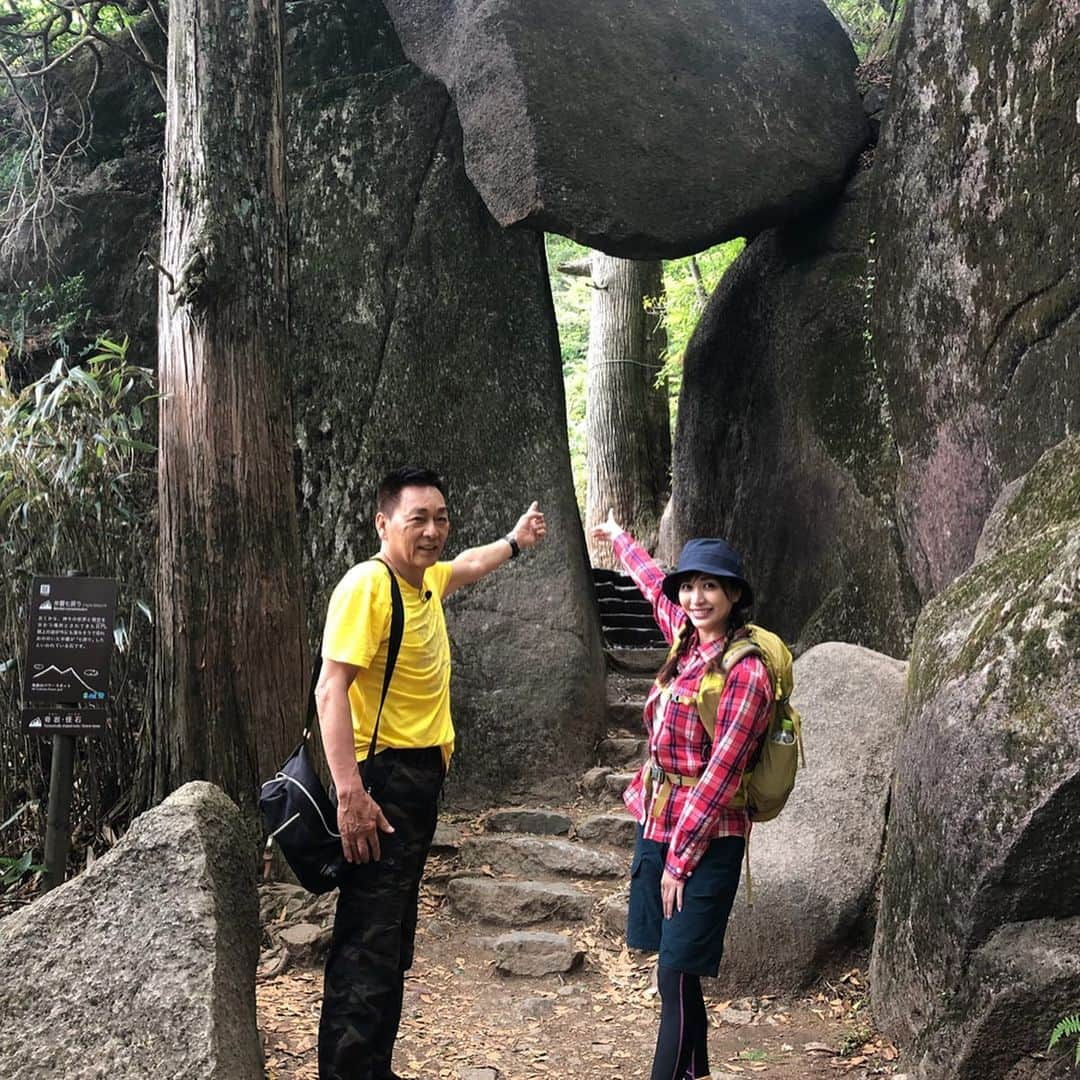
top-left (649, 763), bottom-right (665, 787)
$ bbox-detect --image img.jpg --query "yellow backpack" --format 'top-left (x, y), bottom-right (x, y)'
top-left (665, 623), bottom-right (804, 822)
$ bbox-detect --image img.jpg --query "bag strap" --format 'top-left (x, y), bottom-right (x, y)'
top-left (302, 557), bottom-right (407, 776)
top-left (363, 557), bottom-right (405, 780)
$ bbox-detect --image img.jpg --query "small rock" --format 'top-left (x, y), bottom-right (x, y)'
top-left (518, 996), bottom-right (555, 1020)
top-left (431, 822), bottom-right (464, 851)
top-left (484, 808), bottom-right (572, 835)
top-left (258, 882), bottom-right (311, 925)
top-left (492, 930), bottom-right (585, 976)
top-left (591, 1042), bottom-right (615, 1058)
top-left (600, 890), bottom-right (629, 936)
top-left (719, 1007), bottom-right (755, 1026)
top-left (276, 922), bottom-right (332, 963)
top-left (460, 1069), bottom-right (499, 1080)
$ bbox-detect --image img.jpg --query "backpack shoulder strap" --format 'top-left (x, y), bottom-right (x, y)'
top-left (696, 636), bottom-right (766, 739)
top-left (721, 637), bottom-right (764, 675)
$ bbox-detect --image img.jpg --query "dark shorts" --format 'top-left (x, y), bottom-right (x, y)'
top-left (626, 825), bottom-right (744, 977)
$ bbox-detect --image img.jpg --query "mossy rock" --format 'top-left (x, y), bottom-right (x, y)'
top-left (871, 435), bottom-right (1080, 1078)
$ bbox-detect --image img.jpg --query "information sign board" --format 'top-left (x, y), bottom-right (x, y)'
top-left (21, 576), bottom-right (118, 736)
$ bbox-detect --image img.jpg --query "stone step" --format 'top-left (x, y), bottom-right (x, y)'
top-left (603, 626), bottom-right (667, 648)
top-left (596, 736), bottom-right (648, 768)
top-left (579, 766), bottom-right (640, 803)
top-left (600, 612), bottom-right (662, 630)
top-left (460, 835), bottom-right (623, 879)
top-left (580, 766), bottom-right (613, 799)
top-left (607, 700), bottom-right (647, 732)
top-left (446, 878), bottom-right (593, 926)
top-left (606, 647), bottom-right (669, 674)
top-left (593, 578), bottom-right (648, 602)
top-left (484, 808), bottom-right (572, 836)
top-left (575, 812), bottom-right (637, 848)
top-left (489, 931), bottom-right (585, 976)
top-left (604, 771), bottom-right (637, 801)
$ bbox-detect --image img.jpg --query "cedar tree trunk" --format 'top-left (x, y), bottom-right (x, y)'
top-left (585, 253), bottom-right (671, 567)
top-left (149, 0), bottom-right (305, 817)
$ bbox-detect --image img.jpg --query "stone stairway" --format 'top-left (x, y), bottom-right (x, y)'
top-left (440, 645), bottom-right (667, 977)
top-left (593, 568), bottom-right (666, 648)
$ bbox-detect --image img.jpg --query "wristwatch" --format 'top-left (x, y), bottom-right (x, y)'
top-left (505, 534), bottom-right (520, 558)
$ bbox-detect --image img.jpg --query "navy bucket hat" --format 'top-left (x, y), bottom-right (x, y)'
top-left (661, 538), bottom-right (754, 608)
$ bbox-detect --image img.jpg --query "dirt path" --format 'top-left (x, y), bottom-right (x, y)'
top-left (257, 880), bottom-right (902, 1080)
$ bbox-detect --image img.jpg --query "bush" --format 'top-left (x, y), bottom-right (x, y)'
top-left (0, 336), bottom-right (156, 874)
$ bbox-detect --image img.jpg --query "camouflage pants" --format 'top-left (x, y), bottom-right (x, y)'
top-left (318, 747), bottom-right (444, 1080)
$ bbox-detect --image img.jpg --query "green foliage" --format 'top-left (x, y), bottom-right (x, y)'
top-left (0, 273), bottom-right (91, 359)
top-left (0, 335), bottom-right (156, 864)
top-left (654, 239), bottom-right (744, 404)
top-left (1049, 1014), bottom-right (1080, 1068)
top-left (0, 849), bottom-right (40, 887)
top-left (545, 235), bottom-right (592, 507)
top-left (824, 0), bottom-right (897, 59)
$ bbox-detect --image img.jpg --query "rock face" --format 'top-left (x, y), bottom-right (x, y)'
top-left (0, 783), bottom-right (261, 1080)
top-left (287, 1), bottom-right (606, 794)
top-left (869, 0), bottom-right (1080, 599)
top-left (669, 171), bottom-right (918, 654)
top-left (871, 437), bottom-right (1080, 1078)
top-left (716, 642), bottom-right (906, 993)
top-left (381, 0), bottom-right (869, 258)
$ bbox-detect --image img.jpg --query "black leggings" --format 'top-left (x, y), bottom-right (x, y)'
top-left (650, 964), bottom-right (710, 1080)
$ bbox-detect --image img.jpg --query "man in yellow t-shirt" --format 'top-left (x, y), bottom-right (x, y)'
top-left (315, 466), bottom-right (546, 1080)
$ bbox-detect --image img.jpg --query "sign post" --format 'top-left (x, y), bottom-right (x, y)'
top-left (22, 575), bottom-right (118, 891)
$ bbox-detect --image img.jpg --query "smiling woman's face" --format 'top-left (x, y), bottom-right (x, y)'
top-left (677, 573), bottom-right (741, 642)
top-left (376, 484), bottom-right (450, 581)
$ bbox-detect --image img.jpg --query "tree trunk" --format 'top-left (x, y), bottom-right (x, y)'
top-left (585, 254), bottom-right (671, 567)
top-left (147, 0), bottom-right (305, 819)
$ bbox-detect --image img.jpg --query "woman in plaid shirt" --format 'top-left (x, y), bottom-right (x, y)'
top-left (591, 513), bottom-right (773, 1080)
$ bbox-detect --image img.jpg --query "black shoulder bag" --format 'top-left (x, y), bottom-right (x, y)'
top-left (259, 559), bottom-right (405, 893)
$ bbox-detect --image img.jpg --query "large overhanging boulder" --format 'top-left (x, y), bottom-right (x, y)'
top-left (288, 1), bottom-right (607, 794)
top-left (668, 170), bottom-right (918, 655)
top-left (870, 436), bottom-right (1080, 1078)
top-left (715, 641), bottom-right (906, 992)
top-left (869, 0), bottom-right (1080, 600)
top-left (380, 0), bottom-right (870, 258)
top-left (0, 783), bottom-right (262, 1079)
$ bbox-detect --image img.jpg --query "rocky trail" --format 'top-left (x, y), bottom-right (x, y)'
top-left (257, 649), bottom-right (905, 1080)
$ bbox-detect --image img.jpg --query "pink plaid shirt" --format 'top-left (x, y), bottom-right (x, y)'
top-left (614, 531), bottom-right (773, 880)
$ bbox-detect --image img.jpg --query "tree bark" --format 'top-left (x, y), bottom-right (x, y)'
top-left (585, 253), bottom-right (671, 567)
top-left (148, 0), bottom-right (305, 818)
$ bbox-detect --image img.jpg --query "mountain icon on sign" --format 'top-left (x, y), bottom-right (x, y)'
top-left (31, 666), bottom-right (97, 691)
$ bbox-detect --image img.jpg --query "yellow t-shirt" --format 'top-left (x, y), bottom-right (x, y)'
top-left (322, 559), bottom-right (455, 765)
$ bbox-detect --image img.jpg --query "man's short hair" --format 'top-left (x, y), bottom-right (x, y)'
top-left (377, 466), bottom-right (448, 516)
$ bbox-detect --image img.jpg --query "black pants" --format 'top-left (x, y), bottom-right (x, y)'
top-left (318, 747), bottom-right (444, 1080)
